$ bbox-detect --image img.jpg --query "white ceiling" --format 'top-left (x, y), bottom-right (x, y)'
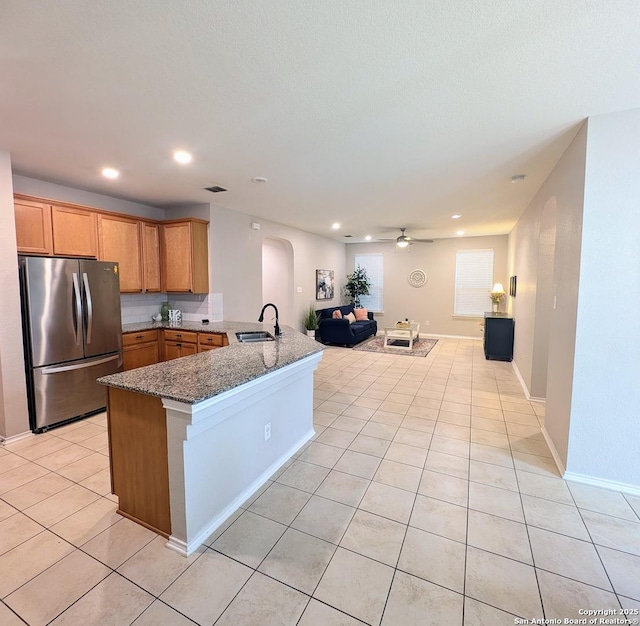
top-left (2, 1), bottom-right (639, 242)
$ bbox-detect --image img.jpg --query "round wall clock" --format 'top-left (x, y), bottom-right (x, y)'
top-left (408, 269), bottom-right (427, 288)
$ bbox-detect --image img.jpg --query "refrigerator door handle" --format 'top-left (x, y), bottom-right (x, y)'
top-left (82, 272), bottom-right (93, 344)
top-left (72, 272), bottom-right (82, 346)
top-left (41, 354), bottom-right (121, 374)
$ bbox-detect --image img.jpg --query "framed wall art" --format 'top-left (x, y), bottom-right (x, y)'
top-left (509, 275), bottom-right (517, 297)
top-left (316, 269), bottom-right (335, 300)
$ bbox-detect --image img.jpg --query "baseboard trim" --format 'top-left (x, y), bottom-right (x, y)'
top-left (510, 360), bottom-right (546, 404)
top-left (563, 472), bottom-right (640, 497)
top-left (166, 427), bottom-right (316, 557)
top-left (540, 426), bottom-right (566, 476)
top-left (0, 431), bottom-right (34, 446)
top-left (422, 333), bottom-right (482, 341)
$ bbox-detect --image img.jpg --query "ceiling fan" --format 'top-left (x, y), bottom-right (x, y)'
top-left (377, 228), bottom-right (434, 248)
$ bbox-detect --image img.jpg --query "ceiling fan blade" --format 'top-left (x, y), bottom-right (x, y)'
top-left (413, 238), bottom-right (434, 243)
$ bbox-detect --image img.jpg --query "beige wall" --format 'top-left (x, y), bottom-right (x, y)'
top-left (544, 125), bottom-right (588, 468)
top-left (13, 175), bottom-right (166, 221)
top-left (0, 153), bottom-right (29, 439)
top-left (508, 124), bottom-right (586, 402)
top-left (346, 236), bottom-right (508, 337)
top-left (508, 124), bottom-right (587, 462)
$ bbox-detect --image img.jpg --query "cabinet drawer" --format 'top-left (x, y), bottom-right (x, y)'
top-left (198, 332), bottom-right (228, 348)
top-left (123, 330), bottom-right (159, 346)
top-left (164, 330), bottom-right (198, 343)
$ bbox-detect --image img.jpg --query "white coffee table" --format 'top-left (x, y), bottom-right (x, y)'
top-left (383, 323), bottom-right (420, 350)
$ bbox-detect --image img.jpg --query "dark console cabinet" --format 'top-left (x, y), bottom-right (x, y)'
top-left (484, 313), bottom-right (514, 361)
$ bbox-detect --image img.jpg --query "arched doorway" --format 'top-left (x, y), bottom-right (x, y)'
top-left (261, 238), bottom-right (294, 327)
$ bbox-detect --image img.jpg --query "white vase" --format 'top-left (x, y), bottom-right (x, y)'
top-left (306, 330), bottom-right (316, 338)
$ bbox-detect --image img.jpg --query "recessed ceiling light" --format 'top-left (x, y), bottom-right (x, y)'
top-left (252, 176), bottom-right (268, 183)
top-left (511, 174), bottom-right (526, 183)
top-left (331, 223), bottom-right (340, 230)
top-left (173, 150), bottom-right (192, 164)
top-left (101, 167), bottom-right (119, 179)
top-left (451, 214), bottom-right (461, 219)
top-left (457, 230), bottom-right (465, 236)
top-left (365, 235), bottom-right (372, 241)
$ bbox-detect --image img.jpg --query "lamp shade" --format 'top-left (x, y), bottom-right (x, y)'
top-left (491, 283), bottom-right (505, 295)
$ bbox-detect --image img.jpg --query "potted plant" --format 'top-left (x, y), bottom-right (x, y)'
top-left (302, 305), bottom-right (319, 338)
top-left (344, 265), bottom-right (371, 308)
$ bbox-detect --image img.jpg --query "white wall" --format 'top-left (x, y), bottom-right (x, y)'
top-left (565, 110), bottom-right (640, 487)
top-left (262, 238), bottom-right (294, 327)
top-left (0, 153), bottom-right (29, 439)
top-left (346, 236), bottom-right (508, 337)
top-left (172, 204), bottom-right (345, 331)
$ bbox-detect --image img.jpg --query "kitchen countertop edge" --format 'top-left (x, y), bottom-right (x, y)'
top-left (100, 322), bottom-right (324, 404)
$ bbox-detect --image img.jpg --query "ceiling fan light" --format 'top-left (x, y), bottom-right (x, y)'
top-left (396, 240), bottom-right (409, 248)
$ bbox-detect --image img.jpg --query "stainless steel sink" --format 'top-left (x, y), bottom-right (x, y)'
top-left (236, 331), bottom-right (276, 343)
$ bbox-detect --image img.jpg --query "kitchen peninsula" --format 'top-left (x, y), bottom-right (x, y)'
top-left (98, 322), bottom-right (323, 556)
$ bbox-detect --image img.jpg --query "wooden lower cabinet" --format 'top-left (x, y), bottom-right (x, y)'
top-left (198, 332), bottom-right (229, 352)
top-left (164, 341), bottom-right (198, 360)
top-left (107, 388), bottom-right (170, 536)
top-left (122, 330), bottom-right (160, 371)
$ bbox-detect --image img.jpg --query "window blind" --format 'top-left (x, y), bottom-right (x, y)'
top-left (354, 253), bottom-right (383, 312)
top-left (454, 249), bottom-right (494, 316)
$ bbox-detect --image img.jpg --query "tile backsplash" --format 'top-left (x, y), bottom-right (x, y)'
top-left (120, 292), bottom-right (223, 325)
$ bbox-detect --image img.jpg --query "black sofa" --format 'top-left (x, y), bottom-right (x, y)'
top-left (316, 304), bottom-right (377, 346)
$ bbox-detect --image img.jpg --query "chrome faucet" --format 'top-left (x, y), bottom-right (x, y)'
top-left (258, 303), bottom-right (281, 336)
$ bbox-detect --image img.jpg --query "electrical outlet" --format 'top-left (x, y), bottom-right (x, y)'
top-left (424, 320), bottom-right (430, 326)
top-left (264, 423), bottom-right (271, 441)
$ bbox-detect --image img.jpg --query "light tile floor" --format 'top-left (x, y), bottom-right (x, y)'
top-left (1, 338), bottom-right (639, 625)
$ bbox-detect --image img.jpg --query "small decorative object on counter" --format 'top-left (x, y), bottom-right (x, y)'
top-left (168, 309), bottom-right (182, 323)
top-left (160, 302), bottom-right (170, 322)
top-left (152, 313), bottom-right (162, 322)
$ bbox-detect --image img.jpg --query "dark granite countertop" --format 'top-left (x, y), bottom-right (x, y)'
top-left (122, 320), bottom-right (236, 335)
top-left (100, 322), bottom-right (323, 404)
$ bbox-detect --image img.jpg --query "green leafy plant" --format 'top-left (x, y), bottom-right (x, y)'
top-left (302, 305), bottom-right (320, 331)
top-left (344, 265), bottom-right (371, 307)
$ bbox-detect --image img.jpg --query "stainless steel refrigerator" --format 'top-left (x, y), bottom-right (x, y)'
top-left (19, 256), bottom-right (123, 432)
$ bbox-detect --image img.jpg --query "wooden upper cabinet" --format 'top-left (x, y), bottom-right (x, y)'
top-left (98, 214), bottom-right (143, 292)
top-left (141, 222), bottom-right (161, 293)
top-left (14, 198), bottom-right (53, 255)
top-left (161, 219), bottom-right (209, 294)
top-left (51, 205), bottom-right (97, 257)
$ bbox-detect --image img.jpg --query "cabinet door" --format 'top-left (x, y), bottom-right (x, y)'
top-left (161, 222), bottom-right (193, 292)
top-left (14, 199), bottom-right (53, 255)
top-left (98, 214), bottom-right (143, 292)
top-left (142, 222), bottom-right (161, 292)
top-left (51, 206), bottom-right (97, 257)
top-left (163, 341), bottom-right (182, 361)
top-left (180, 343), bottom-right (198, 357)
top-left (123, 343), bottom-right (159, 371)
top-left (161, 220), bottom-right (209, 294)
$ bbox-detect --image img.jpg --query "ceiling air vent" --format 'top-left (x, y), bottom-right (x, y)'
top-left (344, 234), bottom-right (353, 238)
top-left (204, 185), bottom-right (227, 193)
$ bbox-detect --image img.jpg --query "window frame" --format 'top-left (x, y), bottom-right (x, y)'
top-left (453, 248), bottom-right (494, 317)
